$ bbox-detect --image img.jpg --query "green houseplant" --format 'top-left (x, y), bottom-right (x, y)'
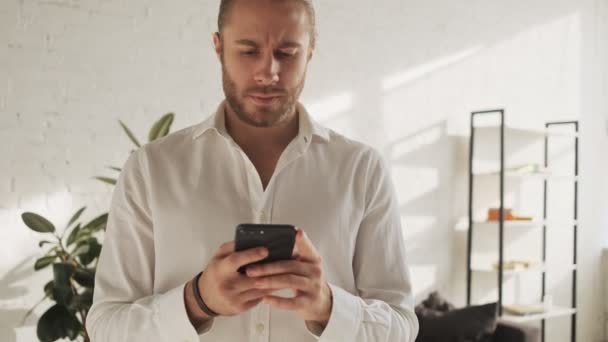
top-left (20, 113), bottom-right (175, 342)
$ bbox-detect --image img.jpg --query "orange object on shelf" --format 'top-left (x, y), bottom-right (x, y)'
top-left (487, 208), bottom-right (533, 221)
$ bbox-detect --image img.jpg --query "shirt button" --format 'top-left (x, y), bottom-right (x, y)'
top-left (256, 323), bottom-right (265, 334)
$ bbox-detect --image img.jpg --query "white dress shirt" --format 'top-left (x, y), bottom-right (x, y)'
top-left (86, 101), bottom-right (419, 342)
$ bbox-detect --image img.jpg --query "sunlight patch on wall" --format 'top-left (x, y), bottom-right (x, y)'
top-left (382, 46), bottom-right (482, 91)
top-left (304, 92), bottom-right (354, 123)
top-left (386, 124), bottom-right (443, 160)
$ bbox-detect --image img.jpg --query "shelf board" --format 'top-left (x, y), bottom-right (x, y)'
top-left (471, 220), bottom-right (579, 229)
top-left (472, 170), bottom-right (579, 181)
top-left (501, 305), bottom-right (576, 323)
top-left (471, 263), bottom-right (577, 275)
top-left (455, 220), bottom-right (578, 231)
top-left (473, 125), bottom-right (579, 138)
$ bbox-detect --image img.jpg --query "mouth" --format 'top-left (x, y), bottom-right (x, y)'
top-left (248, 94), bottom-right (283, 106)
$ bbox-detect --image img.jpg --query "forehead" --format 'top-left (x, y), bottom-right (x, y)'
top-left (222, 0), bottom-right (311, 46)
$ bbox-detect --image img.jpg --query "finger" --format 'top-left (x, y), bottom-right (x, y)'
top-left (214, 241), bottom-right (235, 259)
top-left (263, 294), bottom-right (308, 310)
top-left (246, 259), bottom-right (311, 277)
top-left (226, 247), bottom-right (269, 270)
top-left (254, 274), bottom-right (311, 292)
top-left (292, 228), bottom-right (320, 263)
top-left (237, 288), bottom-right (276, 303)
top-left (229, 275), bottom-right (259, 291)
top-left (241, 297), bottom-right (264, 312)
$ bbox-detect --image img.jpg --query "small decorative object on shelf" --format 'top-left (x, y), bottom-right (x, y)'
top-left (505, 163), bottom-right (549, 175)
top-left (504, 303), bottom-right (547, 316)
top-left (492, 260), bottom-right (542, 271)
top-left (487, 208), bottom-right (533, 221)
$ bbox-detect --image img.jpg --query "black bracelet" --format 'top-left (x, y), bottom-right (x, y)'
top-left (192, 271), bottom-right (219, 317)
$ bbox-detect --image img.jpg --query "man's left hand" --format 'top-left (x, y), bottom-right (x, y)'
top-left (245, 228), bottom-right (333, 326)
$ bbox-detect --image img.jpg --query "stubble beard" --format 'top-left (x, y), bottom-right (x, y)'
top-left (221, 59), bottom-right (306, 128)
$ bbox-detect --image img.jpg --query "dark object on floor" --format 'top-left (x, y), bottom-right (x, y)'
top-left (415, 292), bottom-right (539, 342)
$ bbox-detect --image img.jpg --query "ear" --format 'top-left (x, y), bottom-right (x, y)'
top-left (213, 32), bottom-right (222, 61)
top-left (307, 45), bottom-right (315, 62)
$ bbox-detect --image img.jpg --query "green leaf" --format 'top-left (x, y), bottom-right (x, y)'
top-left (148, 112), bottom-right (174, 142)
top-left (94, 176), bottom-right (117, 185)
top-left (34, 256), bottom-right (57, 271)
top-left (52, 263), bottom-right (75, 306)
top-left (83, 213), bottom-right (108, 233)
top-left (66, 207), bottom-right (86, 229)
top-left (78, 238), bottom-right (102, 266)
top-left (44, 246), bottom-right (59, 257)
top-left (38, 240), bottom-right (53, 248)
top-left (70, 231), bottom-right (93, 247)
top-left (119, 120), bottom-right (141, 147)
top-left (21, 212), bottom-right (55, 233)
top-left (44, 280), bottom-right (54, 297)
top-left (107, 166), bottom-right (122, 172)
top-left (37, 304), bottom-right (81, 342)
top-left (73, 268), bottom-right (95, 288)
top-left (52, 286), bottom-right (73, 307)
top-left (71, 244), bottom-right (90, 256)
top-left (53, 263), bottom-right (75, 288)
top-left (66, 224), bottom-right (81, 247)
top-left (68, 290), bottom-right (94, 312)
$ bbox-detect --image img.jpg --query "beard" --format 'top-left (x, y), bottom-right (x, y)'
top-left (221, 62), bottom-right (306, 128)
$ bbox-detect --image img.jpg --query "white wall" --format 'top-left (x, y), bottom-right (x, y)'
top-left (580, 0), bottom-right (608, 341)
top-left (0, 0), bottom-right (606, 341)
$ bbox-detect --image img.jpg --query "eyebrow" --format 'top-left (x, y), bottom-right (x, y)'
top-left (235, 39), bottom-right (302, 49)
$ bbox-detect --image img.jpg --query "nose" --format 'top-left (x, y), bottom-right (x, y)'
top-left (254, 52), bottom-right (280, 86)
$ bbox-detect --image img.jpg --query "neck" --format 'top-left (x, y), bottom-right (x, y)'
top-left (224, 104), bottom-right (300, 152)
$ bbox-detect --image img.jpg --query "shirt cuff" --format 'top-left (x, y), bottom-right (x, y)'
top-left (305, 283), bottom-right (362, 341)
top-left (157, 282), bottom-right (215, 341)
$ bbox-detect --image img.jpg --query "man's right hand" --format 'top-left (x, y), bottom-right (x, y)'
top-left (188, 241), bottom-right (274, 319)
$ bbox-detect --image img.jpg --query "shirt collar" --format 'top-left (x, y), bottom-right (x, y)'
top-left (191, 101), bottom-right (330, 143)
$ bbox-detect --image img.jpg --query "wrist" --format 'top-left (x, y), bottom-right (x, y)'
top-left (184, 281), bottom-right (212, 323)
top-left (315, 283), bottom-right (333, 325)
top-left (192, 271), bottom-right (220, 317)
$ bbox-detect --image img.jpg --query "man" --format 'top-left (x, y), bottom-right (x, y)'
top-left (86, 0), bottom-right (419, 341)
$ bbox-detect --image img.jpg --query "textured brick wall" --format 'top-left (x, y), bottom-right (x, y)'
top-left (1, 0), bottom-right (605, 341)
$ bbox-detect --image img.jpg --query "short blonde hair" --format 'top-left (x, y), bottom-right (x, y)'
top-left (217, 0), bottom-right (317, 47)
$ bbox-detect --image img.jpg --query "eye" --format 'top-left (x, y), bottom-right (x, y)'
top-left (276, 51), bottom-right (296, 59)
top-left (241, 50), bottom-right (258, 56)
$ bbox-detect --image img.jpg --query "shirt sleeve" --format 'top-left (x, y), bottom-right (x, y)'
top-left (85, 149), bottom-right (214, 342)
top-left (305, 148), bottom-right (419, 342)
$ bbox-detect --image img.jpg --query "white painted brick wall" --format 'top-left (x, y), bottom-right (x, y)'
top-left (1, 0), bottom-right (606, 341)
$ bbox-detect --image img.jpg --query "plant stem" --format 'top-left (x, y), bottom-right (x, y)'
top-left (54, 234), bottom-right (69, 262)
top-left (55, 233), bottom-right (87, 269)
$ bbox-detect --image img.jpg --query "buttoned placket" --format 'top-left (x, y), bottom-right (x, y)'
top-left (250, 178), bottom-right (273, 342)
top-left (231, 134), bottom-right (310, 342)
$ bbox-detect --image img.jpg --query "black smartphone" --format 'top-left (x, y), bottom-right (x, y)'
top-left (234, 224), bottom-right (297, 274)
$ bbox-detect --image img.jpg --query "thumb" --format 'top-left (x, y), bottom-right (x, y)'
top-left (292, 227), bottom-right (319, 262)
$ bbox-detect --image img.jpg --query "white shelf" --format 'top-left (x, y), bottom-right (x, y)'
top-left (474, 125), bottom-right (579, 138)
top-left (472, 170), bottom-right (579, 181)
top-left (455, 220), bottom-right (578, 231)
top-left (501, 305), bottom-right (576, 323)
top-left (471, 220), bottom-right (579, 229)
top-left (471, 263), bottom-right (577, 276)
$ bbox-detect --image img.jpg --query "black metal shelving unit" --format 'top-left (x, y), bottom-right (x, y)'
top-left (466, 109), bottom-right (579, 342)
top-left (541, 121), bottom-right (579, 342)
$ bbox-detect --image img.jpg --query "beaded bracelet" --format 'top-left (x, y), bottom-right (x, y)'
top-left (192, 271), bottom-right (220, 317)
